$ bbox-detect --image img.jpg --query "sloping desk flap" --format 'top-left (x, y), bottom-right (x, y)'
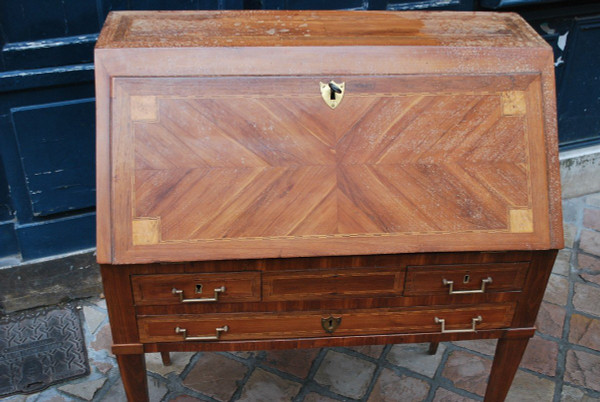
top-left (104, 74), bottom-right (558, 263)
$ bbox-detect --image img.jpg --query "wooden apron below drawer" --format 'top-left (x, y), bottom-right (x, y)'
top-left (137, 303), bottom-right (515, 343)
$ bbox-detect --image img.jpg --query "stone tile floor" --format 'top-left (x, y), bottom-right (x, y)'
top-left (3, 192), bottom-right (600, 402)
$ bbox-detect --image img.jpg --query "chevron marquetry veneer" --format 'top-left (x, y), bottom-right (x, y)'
top-left (105, 72), bottom-right (558, 263)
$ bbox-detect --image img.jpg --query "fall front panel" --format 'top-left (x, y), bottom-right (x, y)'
top-left (109, 74), bottom-right (550, 262)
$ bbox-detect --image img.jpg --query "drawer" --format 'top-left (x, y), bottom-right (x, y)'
top-left (404, 262), bottom-right (529, 296)
top-left (137, 303), bottom-right (515, 343)
top-left (131, 272), bottom-right (261, 306)
top-left (263, 268), bottom-right (404, 301)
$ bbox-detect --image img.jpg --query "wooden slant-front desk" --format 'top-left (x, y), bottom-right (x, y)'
top-left (95, 11), bottom-right (563, 401)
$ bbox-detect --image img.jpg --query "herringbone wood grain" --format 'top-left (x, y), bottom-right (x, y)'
top-left (105, 73), bottom-right (554, 262)
top-left (133, 92), bottom-right (529, 241)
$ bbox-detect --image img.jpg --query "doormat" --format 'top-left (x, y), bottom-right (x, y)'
top-left (0, 303), bottom-right (89, 396)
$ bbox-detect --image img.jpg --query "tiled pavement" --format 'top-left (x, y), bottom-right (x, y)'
top-left (4, 192), bottom-right (600, 402)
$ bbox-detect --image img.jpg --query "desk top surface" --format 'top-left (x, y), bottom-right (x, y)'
top-left (96, 10), bottom-right (548, 50)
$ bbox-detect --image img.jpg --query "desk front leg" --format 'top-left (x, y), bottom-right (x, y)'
top-left (117, 353), bottom-right (149, 402)
top-left (484, 335), bottom-right (531, 402)
top-left (101, 265), bottom-right (150, 402)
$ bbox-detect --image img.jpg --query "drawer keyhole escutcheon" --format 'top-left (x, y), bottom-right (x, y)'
top-left (435, 316), bottom-right (482, 334)
top-left (320, 81), bottom-right (345, 109)
top-left (172, 286), bottom-right (226, 303)
top-left (463, 275), bottom-right (470, 284)
top-left (175, 325), bottom-right (228, 341)
top-left (321, 315), bottom-right (342, 333)
top-left (442, 277), bottom-right (492, 295)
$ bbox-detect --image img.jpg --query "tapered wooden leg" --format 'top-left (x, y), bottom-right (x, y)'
top-left (116, 354), bottom-right (149, 402)
top-left (160, 351), bottom-right (172, 366)
top-left (484, 336), bottom-right (530, 402)
top-left (428, 342), bottom-right (439, 355)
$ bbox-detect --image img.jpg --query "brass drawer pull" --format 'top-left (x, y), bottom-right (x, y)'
top-left (172, 286), bottom-right (226, 303)
top-left (435, 316), bottom-right (482, 334)
top-left (175, 325), bottom-right (228, 341)
top-left (442, 277), bottom-right (492, 294)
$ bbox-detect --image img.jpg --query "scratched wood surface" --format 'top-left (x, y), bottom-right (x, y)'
top-left (96, 10), bottom-right (547, 49)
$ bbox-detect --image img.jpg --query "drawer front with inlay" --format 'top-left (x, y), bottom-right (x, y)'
top-left (137, 303), bottom-right (515, 343)
top-left (404, 262), bottom-right (529, 296)
top-left (263, 268), bottom-right (405, 301)
top-left (131, 272), bottom-right (261, 305)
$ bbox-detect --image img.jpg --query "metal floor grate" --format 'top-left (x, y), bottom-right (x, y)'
top-left (0, 303), bottom-right (89, 396)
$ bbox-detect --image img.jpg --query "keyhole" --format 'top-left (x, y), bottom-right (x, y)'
top-left (463, 275), bottom-right (470, 284)
top-left (195, 284), bottom-right (203, 294)
top-left (328, 82), bottom-right (342, 101)
top-left (328, 318), bottom-right (334, 328)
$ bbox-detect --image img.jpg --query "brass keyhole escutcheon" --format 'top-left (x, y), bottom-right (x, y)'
top-left (321, 315), bottom-right (342, 333)
top-left (320, 81), bottom-right (345, 109)
top-left (463, 275), bottom-right (470, 284)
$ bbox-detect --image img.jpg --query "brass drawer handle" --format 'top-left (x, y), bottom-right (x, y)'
top-left (172, 286), bottom-right (226, 303)
top-left (175, 325), bottom-right (228, 341)
top-left (442, 277), bottom-right (492, 294)
top-left (435, 316), bottom-right (482, 334)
